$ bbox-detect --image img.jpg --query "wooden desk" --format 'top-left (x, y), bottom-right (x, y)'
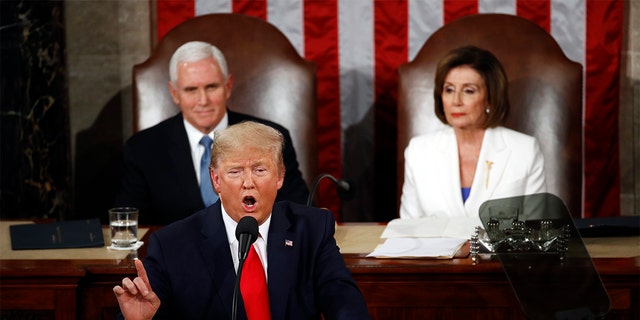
top-left (1, 222), bottom-right (638, 320)
top-left (343, 254), bottom-right (640, 319)
top-left (0, 221), bottom-right (145, 319)
top-left (338, 223), bottom-right (639, 319)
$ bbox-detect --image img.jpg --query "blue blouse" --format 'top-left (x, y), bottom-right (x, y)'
top-left (461, 187), bottom-right (471, 203)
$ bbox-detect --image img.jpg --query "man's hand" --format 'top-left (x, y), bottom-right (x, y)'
top-left (113, 259), bottom-right (161, 320)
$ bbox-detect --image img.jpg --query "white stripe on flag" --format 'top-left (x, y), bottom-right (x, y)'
top-left (551, 0), bottom-right (586, 66)
top-left (196, 0), bottom-right (229, 15)
top-left (479, 0), bottom-right (516, 14)
top-left (551, 0), bottom-right (586, 214)
top-left (408, 0), bottom-right (443, 61)
top-left (268, 0), bottom-right (304, 57)
top-left (338, 0), bottom-right (375, 135)
top-left (339, 0), bottom-right (376, 218)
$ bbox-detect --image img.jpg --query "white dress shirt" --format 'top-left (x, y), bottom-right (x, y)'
top-left (222, 205), bottom-right (270, 280)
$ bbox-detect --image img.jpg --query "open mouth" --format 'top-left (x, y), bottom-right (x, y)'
top-left (243, 196), bottom-right (256, 207)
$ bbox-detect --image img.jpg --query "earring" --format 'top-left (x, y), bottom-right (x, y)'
top-left (485, 108), bottom-right (490, 114)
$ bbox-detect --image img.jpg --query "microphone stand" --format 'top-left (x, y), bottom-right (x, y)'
top-left (232, 234), bottom-right (252, 320)
top-left (306, 173), bottom-right (354, 207)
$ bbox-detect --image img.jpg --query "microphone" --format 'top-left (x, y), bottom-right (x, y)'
top-left (232, 216), bottom-right (259, 320)
top-left (235, 216), bottom-right (259, 260)
top-left (306, 173), bottom-right (356, 207)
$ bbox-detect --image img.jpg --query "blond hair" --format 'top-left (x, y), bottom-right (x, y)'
top-left (210, 121), bottom-right (285, 176)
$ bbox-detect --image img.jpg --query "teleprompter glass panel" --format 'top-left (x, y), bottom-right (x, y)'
top-left (478, 193), bottom-right (610, 320)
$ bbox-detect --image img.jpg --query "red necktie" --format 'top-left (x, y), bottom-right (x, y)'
top-left (240, 244), bottom-right (271, 320)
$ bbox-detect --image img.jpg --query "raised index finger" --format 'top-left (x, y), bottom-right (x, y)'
top-left (134, 259), bottom-right (152, 289)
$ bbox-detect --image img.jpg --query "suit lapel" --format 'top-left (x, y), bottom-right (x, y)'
top-left (198, 204), bottom-right (238, 319)
top-left (467, 128), bottom-right (511, 211)
top-left (167, 114), bottom-right (203, 207)
top-left (227, 109), bottom-right (242, 125)
top-left (436, 128), bottom-right (467, 213)
top-left (265, 203), bottom-right (295, 320)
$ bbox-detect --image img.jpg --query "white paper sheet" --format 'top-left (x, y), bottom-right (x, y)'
top-left (366, 237), bottom-right (467, 259)
top-left (381, 217), bottom-right (478, 239)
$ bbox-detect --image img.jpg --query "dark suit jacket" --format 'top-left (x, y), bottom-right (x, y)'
top-left (114, 111), bottom-right (309, 225)
top-left (143, 201), bottom-right (370, 320)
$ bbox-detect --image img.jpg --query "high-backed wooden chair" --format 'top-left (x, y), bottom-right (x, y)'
top-left (133, 13), bottom-right (317, 188)
top-left (397, 14), bottom-right (583, 217)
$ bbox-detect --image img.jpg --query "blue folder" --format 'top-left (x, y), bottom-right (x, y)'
top-left (10, 218), bottom-right (105, 250)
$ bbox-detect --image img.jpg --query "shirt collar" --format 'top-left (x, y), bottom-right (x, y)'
top-left (221, 204), bottom-right (271, 245)
top-left (183, 111), bottom-right (229, 149)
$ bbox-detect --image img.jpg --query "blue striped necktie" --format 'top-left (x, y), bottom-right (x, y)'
top-left (199, 136), bottom-right (217, 207)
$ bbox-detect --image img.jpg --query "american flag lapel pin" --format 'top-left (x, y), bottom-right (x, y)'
top-left (284, 239), bottom-right (293, 247)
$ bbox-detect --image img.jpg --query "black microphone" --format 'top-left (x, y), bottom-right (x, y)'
top-left (306, 173), bottom-right (356, 207)
top-left (232, 216), bottom-right (259, 320)
top-left (235, 216), bottom-right (259, 260)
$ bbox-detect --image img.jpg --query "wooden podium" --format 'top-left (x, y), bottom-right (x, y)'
top-left (1, 222), bottom-right (638, 319)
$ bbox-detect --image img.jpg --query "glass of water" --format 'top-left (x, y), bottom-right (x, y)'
top-left (109, 207), bottom-right (139, 248)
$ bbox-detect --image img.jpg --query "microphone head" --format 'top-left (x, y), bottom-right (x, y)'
top-left (235, 216), bottom-right (259, 244)
top-left (336, 179), bottom-right (356, 201)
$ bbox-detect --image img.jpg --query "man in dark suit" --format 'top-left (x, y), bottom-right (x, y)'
top-left (114, 41), bottom-right (309, 225)
top-left (113, 122), bottom-right (370, 320)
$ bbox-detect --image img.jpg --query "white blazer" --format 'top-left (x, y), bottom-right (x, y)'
top-left (399, 126), bottom-right (546, 226)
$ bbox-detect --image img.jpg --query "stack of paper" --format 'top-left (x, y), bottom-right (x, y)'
top-left (367, 237), bottom-right (467, 259)
top-left (367, 217), bottom-right (479, 259)
top-left (380, 217), bottom-right (478, 239)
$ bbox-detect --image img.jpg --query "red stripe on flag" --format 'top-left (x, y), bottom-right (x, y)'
top-left (374, 0), bottom-right (408, 218)
top-left (232, 0), bottom-right (267, 20)
top-left (584, 0), bottom-right (622, 217)
top-left (304, 0), bottom-right (342, 218)
top-left (374, 1), bottom-right (408, 93)
top-left (443, 0), bottom-right (477, 24)
top-left (157, 0), bottom-right (195, 41)
top-left (516, 0), bottom-right (551, 32)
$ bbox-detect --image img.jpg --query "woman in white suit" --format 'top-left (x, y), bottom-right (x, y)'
top-left (399, 46), bottom-right (546, 227)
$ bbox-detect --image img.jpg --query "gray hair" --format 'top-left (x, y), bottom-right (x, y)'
top-left (169, 41), bottom-right (229, 85)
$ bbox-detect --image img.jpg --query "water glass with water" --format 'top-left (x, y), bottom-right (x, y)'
top-left (109, 207), bottom-right (139, 248)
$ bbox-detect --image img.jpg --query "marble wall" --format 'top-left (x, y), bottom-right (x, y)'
top-left (65, 1), bottom-right (150, 221)
top-left (619, 1), bottom-right (640, 214)
top-left (0, 0), bottom-right (71, 219)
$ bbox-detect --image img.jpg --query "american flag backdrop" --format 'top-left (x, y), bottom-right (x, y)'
top-left (156, 0), bottom-right (622, 221)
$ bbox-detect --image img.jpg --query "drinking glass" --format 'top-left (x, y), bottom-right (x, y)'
top-left (108, 207), bottom-right (139, 248)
